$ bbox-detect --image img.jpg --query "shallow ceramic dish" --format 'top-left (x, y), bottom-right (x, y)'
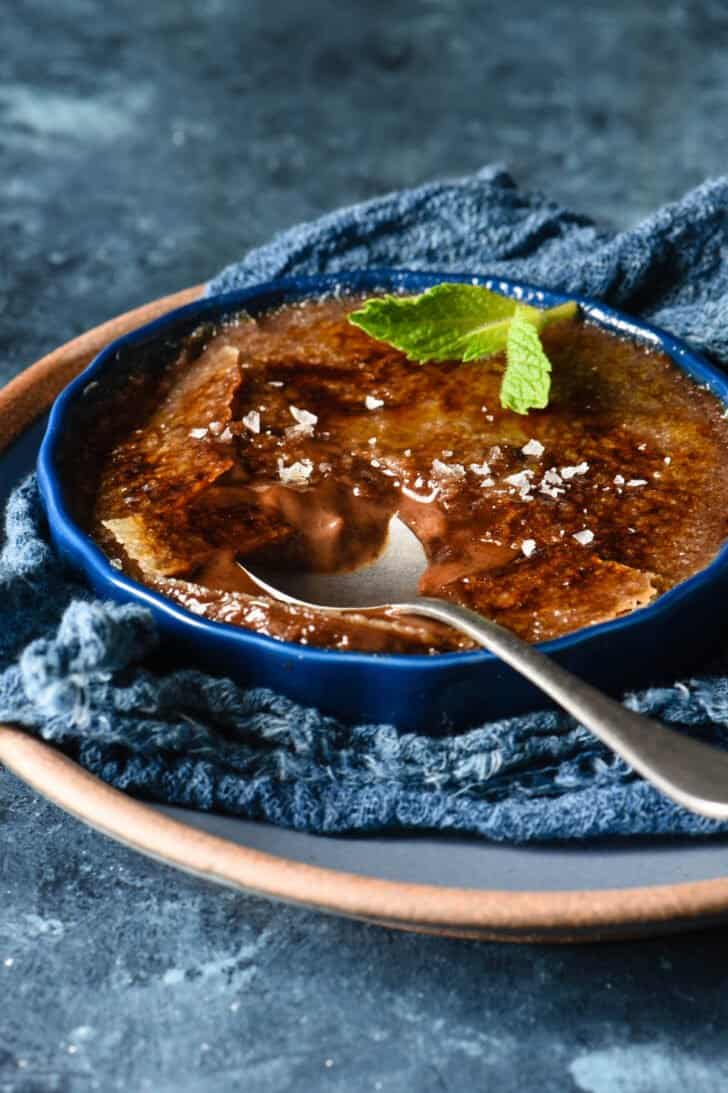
top-left (37, 270), bottom-right (728, 732)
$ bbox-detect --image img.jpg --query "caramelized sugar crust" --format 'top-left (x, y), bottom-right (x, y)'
top-left (89, 296), bottom-right (728, 654)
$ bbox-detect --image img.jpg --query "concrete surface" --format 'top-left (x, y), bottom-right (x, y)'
top-left (3, 1), bottom-right (728, 1089)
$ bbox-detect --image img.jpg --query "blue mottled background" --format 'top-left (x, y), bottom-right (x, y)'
top-left (3, 1), bottom-right (728, 1089)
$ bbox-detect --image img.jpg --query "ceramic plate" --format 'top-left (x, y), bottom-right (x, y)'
top-left (4, 287), bottom-right (728, 942)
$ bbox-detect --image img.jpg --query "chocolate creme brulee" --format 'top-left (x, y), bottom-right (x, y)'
top-left (87, 294), bottom-right (728, 655)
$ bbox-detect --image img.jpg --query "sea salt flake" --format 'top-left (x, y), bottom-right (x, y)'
top-left (521, 539), bottom-right (537, 558)
top-left (242, 411), bottom-right (260, 434)
top-left (542, 468), bottom-right (563, 486)
top-left (469, 461), bottom-right (491, 477)
top-left (208, 420), bottom-right (223, 436)
top-left (432, 459), bottom-right (466, 479)
top-left (560, 461), bottom-right (589, 480)
top-left (290, 406), bottom-right (318, 428)
top-left (218, 427), bottom-right (234, 442)
top-left (189, 427), bottom-right (208, 439)
top-left (365, 395), bottom-right (384, 410)
top-left (626, 478), bottom-right (648, 487)
top-left (277, 457), bottom-right (314, 485)
top-left (504, 470), bottom-right (534, 489)
top-left (521, 438), bottom-right (544, 458)
top-left (404, 448), bottom-right (412, 457)
top-left (613, 474), bottom-right (625, 486)
top-left (573, 529), bottom-right (594, 546)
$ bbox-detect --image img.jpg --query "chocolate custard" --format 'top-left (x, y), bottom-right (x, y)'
top-left (88, 295), bottom-right (728, 654)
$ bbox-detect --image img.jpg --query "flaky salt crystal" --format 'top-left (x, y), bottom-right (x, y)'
top-left (277, 457), bottom-right (314, 485)
top-left (521, 439), bottom-right (544, 458)
top-left (573, 529), bottom-right (594, 546)
top-left (432, 459), bottom-right (466, 479)
top-left (561, 462), bottom-right (589, 480)
top-left (504, 470), bottom-right (534, 489)
top-left (290, 406), bottom-right (317, 428)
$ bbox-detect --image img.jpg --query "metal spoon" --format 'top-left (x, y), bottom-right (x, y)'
top-left (240, 515), bottom-right (728, 819)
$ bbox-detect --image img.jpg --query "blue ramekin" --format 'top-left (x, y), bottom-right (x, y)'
top-left (37, 270), bottom-right (728, 732)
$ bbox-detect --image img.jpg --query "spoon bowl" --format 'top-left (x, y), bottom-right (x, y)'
top-left (239, 515), bottom-right (427, 610)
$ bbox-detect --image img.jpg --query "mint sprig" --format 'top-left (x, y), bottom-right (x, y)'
top-left (501, 305), bottom-right (553, 414)
top-left (348, 284), bottom-right (578, 414)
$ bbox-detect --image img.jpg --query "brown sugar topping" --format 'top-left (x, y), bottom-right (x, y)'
top-left (88, 295), bottom-right (728, 654)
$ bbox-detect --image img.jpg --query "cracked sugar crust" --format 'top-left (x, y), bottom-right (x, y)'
top-left (86, 294), bottom-right (728, 653)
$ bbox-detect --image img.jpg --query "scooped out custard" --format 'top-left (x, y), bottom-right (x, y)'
top-left (86, 294), bottom-right (728, 654)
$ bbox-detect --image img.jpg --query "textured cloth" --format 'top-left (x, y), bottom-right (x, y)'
top-left (5, 164), bottom-right (728, 841)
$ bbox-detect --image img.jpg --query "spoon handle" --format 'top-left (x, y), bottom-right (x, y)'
top-left (395, 597), bottom-right (728, 820)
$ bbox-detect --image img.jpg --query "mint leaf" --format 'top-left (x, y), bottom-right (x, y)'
top-left (348, 283), bottom-right (578, 414)
top-left (501, 306), bottom-right (552, 414)
top-left (348, 283), bottom-right (532, 362)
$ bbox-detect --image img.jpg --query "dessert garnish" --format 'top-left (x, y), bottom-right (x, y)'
top-left (348, 283), bottom-right (577, 414)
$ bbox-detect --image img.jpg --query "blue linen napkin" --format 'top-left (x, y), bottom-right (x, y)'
top-left (4, 164), bottom-right (728, 842)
